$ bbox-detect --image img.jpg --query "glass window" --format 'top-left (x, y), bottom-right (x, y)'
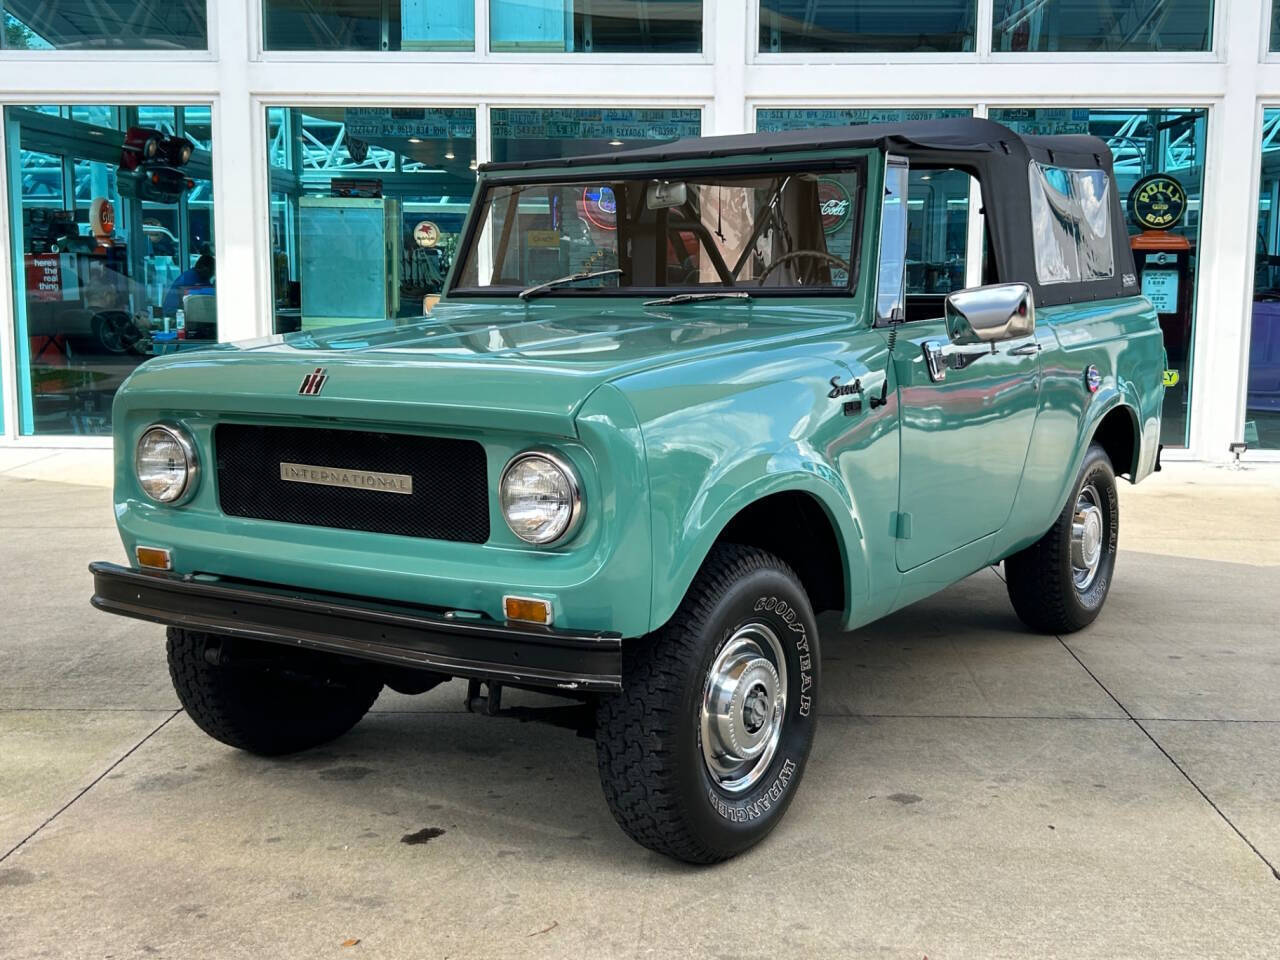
top-left (490, 107), bottom-right (701, 164)
top-left (757, 107), bottom-right (972, 133)
top-left (453, 165), bottom-right (865, 294)
top-left (877, 159), bottom-right (908, 320)
top-left (1247, 109), bottom-right (1280, 450)
top-left (490, 0), bottom-right (701, 52)
top-left (758, 110), bottom-right (977, 300)
top-left (993, 107), bottom-right (1207, 448)
top-left (904, 168), bottom-right (974, 298)
top-left (1, 1), bottom-right (207, 50)
top-left (266, 106), bottom-right (477, 333)
top-left (759, 1), bottom-right (975, 53)
top-left (993, 0), bottom-right (1213, 52)
top-left (5, 105), bottom-right (215, 436)
top-left (263, 0), bottom-right (474, 51)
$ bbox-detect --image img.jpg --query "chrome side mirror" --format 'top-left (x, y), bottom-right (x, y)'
top-left (945, 282), bottom-right (1035, 346)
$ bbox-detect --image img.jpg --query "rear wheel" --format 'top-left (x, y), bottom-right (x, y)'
top-left (1005, 443), bottom-right (1119, 634)
top-left (594, 545), bottom-right (820, 864)
top-left (166, 628), bottom-right (383, 756)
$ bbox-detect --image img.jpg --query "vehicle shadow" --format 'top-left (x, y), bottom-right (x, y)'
top-left (195, 567), bottom-right (1081, 869)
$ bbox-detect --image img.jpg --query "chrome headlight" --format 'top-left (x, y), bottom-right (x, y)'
top-left (135, 423), bottom-right (198, 504)
top-left (499, 450), bottom-right (583, 545)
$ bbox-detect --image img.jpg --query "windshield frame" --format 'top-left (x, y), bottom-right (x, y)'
top-left (446, 154), bottom-right (870, 301)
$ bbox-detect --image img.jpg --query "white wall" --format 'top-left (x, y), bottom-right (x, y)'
top-left (0, 0), bottom-right (1276, 461)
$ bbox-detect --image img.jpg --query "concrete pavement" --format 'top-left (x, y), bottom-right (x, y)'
top-left (1, 451), bottom-right (1278, 958)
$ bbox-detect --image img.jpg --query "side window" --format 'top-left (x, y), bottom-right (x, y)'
top-left (905, 168), bottom-right (974, 297)
top-left (1028, 162), bottom-right (1116, 285)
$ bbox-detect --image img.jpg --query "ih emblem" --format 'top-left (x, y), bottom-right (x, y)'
top-left (299, 367), bottom-right (328, 396)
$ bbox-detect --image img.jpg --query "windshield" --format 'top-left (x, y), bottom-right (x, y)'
top-left (452, 164), bottom-right (864, 297)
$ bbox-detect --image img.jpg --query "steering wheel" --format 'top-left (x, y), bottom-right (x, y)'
top-left (756, 250), bottom-right (851, 286)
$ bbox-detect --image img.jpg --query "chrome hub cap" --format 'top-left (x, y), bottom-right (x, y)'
top-left (700, 624), bottom-right (788, 794)
top-left (1071, 483), bottom-right (1105, 590)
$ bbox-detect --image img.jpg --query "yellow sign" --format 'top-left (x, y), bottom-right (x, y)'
top-left (1129, 174), bottom-right (1187, 231)
top-left (1162, 369), bottom-right (1180, 387)
top-left (527, 230), bottom-right (562, 249)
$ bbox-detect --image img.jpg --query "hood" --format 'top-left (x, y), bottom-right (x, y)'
top-left (119, 298), bottom-right (856, 437)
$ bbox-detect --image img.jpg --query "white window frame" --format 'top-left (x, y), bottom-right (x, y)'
top-left (0, 0), bottom-right (221, 62)
top-left (749, 0), bottom-right (1226, 66)
top-left (251, 0), bottom-right (713, 64)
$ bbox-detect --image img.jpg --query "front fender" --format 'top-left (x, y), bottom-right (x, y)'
top-left (612, 332), bottom-right (894, 636)
top-left (649, 454), bottom-right (870, 633)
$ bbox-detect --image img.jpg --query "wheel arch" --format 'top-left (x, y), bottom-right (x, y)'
top-left (1088, 401), bottom-right (1141, 480)
top-left (1010, 392), bottom-right (1146, 564)
top-left (650, 470), bottom-right (866, 634)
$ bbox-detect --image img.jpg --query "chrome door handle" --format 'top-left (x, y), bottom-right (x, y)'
top-left (1007, 342), bottom-right (1043, 357)
top-left (922, 339), bottom-right (992, 383)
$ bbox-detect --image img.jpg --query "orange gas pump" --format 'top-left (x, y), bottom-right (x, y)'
top-left (1128, 173), bottom-right (1192, 394)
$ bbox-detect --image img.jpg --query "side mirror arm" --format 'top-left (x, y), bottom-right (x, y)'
top-left (922, 338), bottom-right (994, 383)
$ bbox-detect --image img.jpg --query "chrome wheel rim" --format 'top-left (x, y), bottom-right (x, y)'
top-left (700, 623), bottom-right (788, 795)
top-left (1071, 482), bottom-right (1105, 591)
top-left (99, 315), bottom-right (127, 353)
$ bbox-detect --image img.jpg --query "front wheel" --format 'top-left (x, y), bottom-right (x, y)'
top-left (1005, 443), bottom-right (1119, 634)
top-left (594, 545), bottom-right (820, 864)
top-left (167, 628), bottom-right (383, 756)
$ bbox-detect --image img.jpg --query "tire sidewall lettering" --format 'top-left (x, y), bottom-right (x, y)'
top-left (708, 758), bottom-right (797, 823)
top-left (707, 593), bottom-right (816, 823)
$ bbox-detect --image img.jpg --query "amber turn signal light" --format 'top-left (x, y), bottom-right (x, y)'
top-left (503, 595), bottom-right (552, 626)
top-left (135, 546), bottom-right (172, 571)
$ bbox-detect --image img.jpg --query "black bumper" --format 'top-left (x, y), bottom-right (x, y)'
top-left (89, 562), bottom-right (622, 693)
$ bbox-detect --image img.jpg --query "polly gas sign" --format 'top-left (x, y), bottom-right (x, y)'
top-left (1129, 174), bottom-right (1187, 232)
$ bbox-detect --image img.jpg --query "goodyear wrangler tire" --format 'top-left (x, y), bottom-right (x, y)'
top-left (594, 544), bottom-right (820, 864)
top-left (1005, 443), bottom-right (1119, 634)
top-left (166, 628), bottom-right (383, 756)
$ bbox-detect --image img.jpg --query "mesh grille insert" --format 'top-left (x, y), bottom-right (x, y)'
top-left (215, 424), bottom-right (489, 544)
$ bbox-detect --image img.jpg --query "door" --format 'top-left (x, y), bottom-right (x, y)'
top-left (877, 159), bottom-right (1041, 571)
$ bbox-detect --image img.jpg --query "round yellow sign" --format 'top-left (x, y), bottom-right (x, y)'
top-left (413, 221), bottom-right (441, 249)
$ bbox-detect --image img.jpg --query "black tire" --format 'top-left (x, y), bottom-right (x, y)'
top-left (1005, 443), bottom-right (1119, 634)
top-left (166, 628), bottom-right (383, 756)
top-left (91, 310), bottom-right (136, 355)
top-left (595, 544), bottom-right (820, 864)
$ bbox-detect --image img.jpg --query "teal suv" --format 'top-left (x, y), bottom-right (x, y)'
top-left (92, 119), bottom-right (1164, 863)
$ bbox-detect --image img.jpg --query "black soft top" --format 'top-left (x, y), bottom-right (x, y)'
top-left (479, 117), bottom-right (1110, 173)
top-left (481, 118), bottom-right (1138, 308)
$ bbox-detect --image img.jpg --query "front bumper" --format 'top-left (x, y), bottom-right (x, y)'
top-left (90, 562), bottom-right (622, 693)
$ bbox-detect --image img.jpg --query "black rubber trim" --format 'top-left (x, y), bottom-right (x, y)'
top-left (89, 562), bottom-right (621, 693)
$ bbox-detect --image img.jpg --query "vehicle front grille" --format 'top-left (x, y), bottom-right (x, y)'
top-left (214, 424), bottom-right (490, 544)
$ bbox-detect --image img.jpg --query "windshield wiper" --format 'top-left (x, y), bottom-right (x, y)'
top-left (643, 291), bottom-right (752, 307)
top-left (518, 268), bottom-right (623, 300)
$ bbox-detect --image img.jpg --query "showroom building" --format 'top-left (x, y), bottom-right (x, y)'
top-left (1, 0), bottom-right (1278, 461)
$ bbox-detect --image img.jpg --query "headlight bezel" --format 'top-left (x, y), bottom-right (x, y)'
top-left (135, 422), bottom-right (199, 505)
top-left (499, 449), bottom-right (584, 546)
